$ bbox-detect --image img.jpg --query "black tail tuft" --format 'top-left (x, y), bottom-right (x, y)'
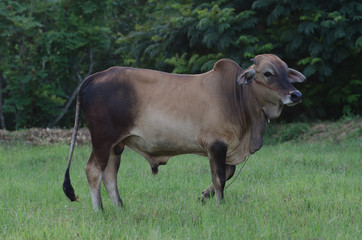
top-left (63, 168), bottom-right (78, 202)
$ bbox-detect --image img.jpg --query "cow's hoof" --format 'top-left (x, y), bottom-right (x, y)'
top-left (198, 191), bottom-right (211, 204)
top-left (197, 196), bottom-right (207, 205)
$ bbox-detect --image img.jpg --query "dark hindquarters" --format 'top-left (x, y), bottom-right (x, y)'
top-left (81, 74), bottom-right (138, 166)
top-left (80, 74), bottom-right (138, 148)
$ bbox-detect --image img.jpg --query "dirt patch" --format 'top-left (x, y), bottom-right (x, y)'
top-left (304, 119), bottom-right (362, 142)
top-left (0, 128), bottom-right (91, 145)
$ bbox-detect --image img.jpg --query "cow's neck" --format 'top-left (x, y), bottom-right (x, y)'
top-left (214, 65), bottom-right (268, 154)
top-left (239, 84), bottom-right (268, 153)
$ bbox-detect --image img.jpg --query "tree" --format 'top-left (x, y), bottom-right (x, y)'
top-left (0, 70), bottom-right (5, 129)
top-left (0, 0), bottom-right (361, 129)
top-left (0, 0), bottom-right (113, 129)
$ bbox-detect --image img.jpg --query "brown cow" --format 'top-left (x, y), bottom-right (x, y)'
top-left (63, 54), bottom-right (305, 210)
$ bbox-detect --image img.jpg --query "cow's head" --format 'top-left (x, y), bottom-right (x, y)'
top-left (237, 54), bottom-right (306, 119)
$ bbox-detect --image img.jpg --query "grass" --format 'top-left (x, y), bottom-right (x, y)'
top-left (0, 124), bottom-right (361, 239)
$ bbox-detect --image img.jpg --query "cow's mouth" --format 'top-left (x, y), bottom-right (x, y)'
top-left (286, 101), bottom-right (299, 107)
top-left (286, 97), bottom-right (302, 106)
top-left (281, 93), bottom-right (302, 107)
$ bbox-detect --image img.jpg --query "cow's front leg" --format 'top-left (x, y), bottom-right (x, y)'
top-left (207, 141), bottom-right (228, 203)
top-left (200, 164), bottom-right (235, 203)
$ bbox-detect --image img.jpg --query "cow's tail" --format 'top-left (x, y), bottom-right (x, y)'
top-left (63, 95), bottom-right (81, 202)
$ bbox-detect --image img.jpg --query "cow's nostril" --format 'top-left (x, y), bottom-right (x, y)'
top-left (290, 91), bottom-right (302, 103)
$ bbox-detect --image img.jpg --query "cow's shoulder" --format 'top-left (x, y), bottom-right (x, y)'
top-left (213, 59), bottom-right (241, 73)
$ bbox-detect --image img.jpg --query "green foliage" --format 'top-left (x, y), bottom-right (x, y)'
top-left (118, 0), bottom-right (362, 120)
top-left (0, 0), bottom-right (361, 129)
top-left (0, 0), bottom-right (143, 129)
top-left (265, 123), bottom-right (311, 144)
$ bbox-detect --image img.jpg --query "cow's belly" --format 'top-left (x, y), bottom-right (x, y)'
top-left (124, 134), bottom-right (203, 157)
top-left (124, 110), bottom-right (206, 157)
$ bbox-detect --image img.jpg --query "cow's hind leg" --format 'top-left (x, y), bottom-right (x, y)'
top-left (102, 145), bottom-right (124, 207)
top-left (85, 151), bottom-right (104, 211)
top-left (200, 164), bottom-right (235, 203)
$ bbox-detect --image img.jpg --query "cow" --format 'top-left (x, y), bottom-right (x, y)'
top-left (63, 54), bottom-right (305, 210)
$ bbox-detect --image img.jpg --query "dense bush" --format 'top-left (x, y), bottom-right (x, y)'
top-left (119, 0), bottom-right (362, 120)
top-left (0, 0), bottom-right (361, 129)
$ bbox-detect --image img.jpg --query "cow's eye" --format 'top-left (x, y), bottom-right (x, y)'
top-left (264, 72), bottom-right (273, 77)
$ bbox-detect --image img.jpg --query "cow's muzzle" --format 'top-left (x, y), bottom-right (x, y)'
top-left (290, 90), bottom-right (302, 103)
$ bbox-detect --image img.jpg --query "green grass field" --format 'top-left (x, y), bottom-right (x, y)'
top-left (0, 122), bottom-right (361, 239)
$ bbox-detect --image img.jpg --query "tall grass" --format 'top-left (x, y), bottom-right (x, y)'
top-left (0, 138), bottom-right (361, 239)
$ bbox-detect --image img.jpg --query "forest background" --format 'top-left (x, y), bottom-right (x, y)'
top-left (0, 0), bottom-right (361, 130)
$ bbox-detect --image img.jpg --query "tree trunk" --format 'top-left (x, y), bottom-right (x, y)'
top-left (0, 72), bottom-right (6, 129)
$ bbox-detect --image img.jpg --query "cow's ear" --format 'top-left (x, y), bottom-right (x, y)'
top-left (237, 69), bottom-right (256, 85)
top-left (288, 68), bottom-right (306, 83)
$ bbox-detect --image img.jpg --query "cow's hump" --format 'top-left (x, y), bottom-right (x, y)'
top-left (213, 59), bottom-right (241, 72)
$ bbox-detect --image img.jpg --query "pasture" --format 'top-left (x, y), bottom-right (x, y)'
top-left (0, 122), bottom-right (361, 239)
